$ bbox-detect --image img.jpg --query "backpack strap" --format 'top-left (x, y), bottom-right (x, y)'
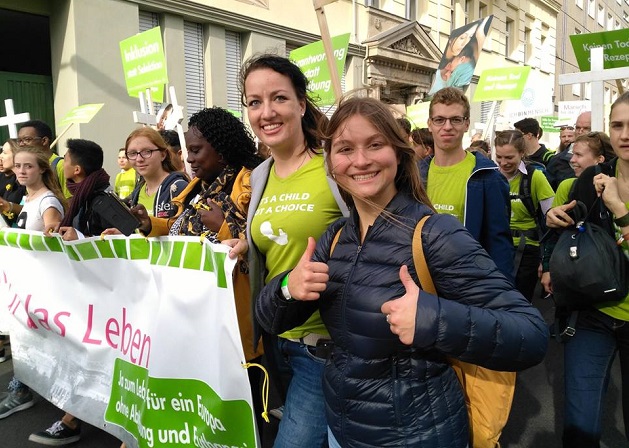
top-left (329, 228), bottom-right (342, 256)
top-left (518, 164), bottom-right (538, 222)
top-left (51, 155), bottom-right (62, 174)
top-left (412, 215), bottom-right (436, 295)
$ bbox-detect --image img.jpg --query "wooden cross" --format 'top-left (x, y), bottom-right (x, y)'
top-left (559, 46), bottom-right (629, 131)
top-left (132, 89), bottom-right (158, 127)
top-left (0, 99), bottom-right (30, 138)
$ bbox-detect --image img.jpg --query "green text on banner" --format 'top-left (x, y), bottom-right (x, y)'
top-left (290, 33), bottom-right (350, 107)
top-left (120, 27), bottom-right (168, 102)
top-left (473, 66), bottom-right (531, 102)
top-left (570, 28), bottom-right (629, 71)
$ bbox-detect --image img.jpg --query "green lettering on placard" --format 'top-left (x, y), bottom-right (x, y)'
top-left (570, 28), bottom-right (629, 71)
top-left (120, 27), bottom-right (168, 102)
top-left (290, 34), bottom-right (350, 106)
top-left (105, 359), bottom-right (255, 448)
top-left (473, 66), bottom-right (531, 102)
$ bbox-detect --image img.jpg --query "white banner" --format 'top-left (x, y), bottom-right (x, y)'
top-left (0, 229), bottom-right (257, 448)
top-left (502, 70), bottom-right (554, 121)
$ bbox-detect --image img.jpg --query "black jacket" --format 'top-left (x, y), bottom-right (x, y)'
top-left (256, 193), bottom-right (548, 447)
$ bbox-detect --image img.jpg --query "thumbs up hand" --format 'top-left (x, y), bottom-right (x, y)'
top-left (381, 265), bottom-right (420, 345)
top-left (286, 237), bottom-right (329, 301)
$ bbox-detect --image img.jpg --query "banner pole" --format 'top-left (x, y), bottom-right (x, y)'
top-left (313, 0), bottom-right (342, 102)
top-left (50, 123), bottom-right (74, 150)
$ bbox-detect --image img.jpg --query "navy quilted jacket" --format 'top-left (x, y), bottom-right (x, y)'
top-left (256, 193), bottom-right (548, 448)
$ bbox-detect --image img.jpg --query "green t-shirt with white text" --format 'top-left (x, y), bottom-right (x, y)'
top-left (251, 155), bottom-right (343, 339)
top-left (426, 151), bottom-right (476, 224)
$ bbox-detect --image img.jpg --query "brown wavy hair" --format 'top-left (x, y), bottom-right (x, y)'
top-left (323, 95), bottom-right (434, 213)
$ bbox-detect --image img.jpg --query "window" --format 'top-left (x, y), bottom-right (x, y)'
top-left (587, 0), bottom-right (595, 18)
top-left (598, 5), bottom-right (605, 26)
top-left (605, 87), bottom-right (611, 104)
top-left (616, 20), bottom-right (621, 30)
top-left (575, 28), bottom-right (582, 34)
top-left (625, 11), bottom-right (629, 22)
top-left (464, 0), bottom-right (470, 23)
top-left (576, 0), bottom-right (583, 8)
top-left (524, 27), bottom-right (532, 62)
top-left (505, 19), bottom-right (514, 57)
top-left (479, 2), bottom-right (487, 19)
top-left (572, 84), bottom-right (581, 97)
top-left (585, 82), bottom-right (591, 100)
top-left (225, 30), bottom-right (242, 117)
top-left (607, 13), bottom-right (614, 30)
top-left (139, 10), bottom-right (159, 32)
top-left (184, 21), bottom-right (205, 116)
top-left (365, 0), bottom-right (379, 7)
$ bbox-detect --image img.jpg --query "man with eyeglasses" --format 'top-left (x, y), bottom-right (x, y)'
top-left (17, 120), bottom-right (71, 198)
top-left (546, 111), bottom-right (591, 189)
top-left (420, 87), bottom-right (514, 282)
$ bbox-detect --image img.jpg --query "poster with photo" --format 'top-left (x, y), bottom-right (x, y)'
top-left (427, 16), bottom-right (494, 98)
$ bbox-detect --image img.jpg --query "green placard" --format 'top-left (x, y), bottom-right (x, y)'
top-left (57, 103), bottom-right (104, 127)
top-left (290, 33), bottom-right (350, 106)
top-left (570, 28), bottom-right (629, 71)
top-left (406, 103), bottom-right (430, 129)
top-left (541, 116), bottom-right (560, 133)
top-left (120, 27), bottom-right (168, 102)
top-left (472, 66), bottom-right (531, 102)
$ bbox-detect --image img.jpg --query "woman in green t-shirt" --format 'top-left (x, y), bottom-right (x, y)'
top-left (495, 130), bottom-right (554, 301)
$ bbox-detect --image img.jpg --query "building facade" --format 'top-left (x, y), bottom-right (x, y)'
top-left (0, 0), bottom-right (568, 174)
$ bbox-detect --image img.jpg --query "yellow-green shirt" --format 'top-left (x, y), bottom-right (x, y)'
top-left (49, 154), bottom-right (71, 199)
top-left (251, 155), bottom-right (342, 339)
top-left (426, 151), bottom-right (476, 224)
top-left (138, 187), bottom-right (156, 217)
top-left (552, 178), bottom-right (576, 207)
top-left (115, 168), bottom-right (137, 199)
top-left (508, 166), bottom-right (555, 246)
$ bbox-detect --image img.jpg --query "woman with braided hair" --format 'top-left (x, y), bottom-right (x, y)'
top-left (131, 106), bottom-right (266, 426)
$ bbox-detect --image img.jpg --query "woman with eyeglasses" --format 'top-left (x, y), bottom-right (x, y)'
top-left (125, 127), bottom-right (188, 218)
top-left (545, 92), bottom-right (629, 447)
top-left (494, 130), bottom-right (555, 302)
top-left (126, 107), bottom-right (266, 436)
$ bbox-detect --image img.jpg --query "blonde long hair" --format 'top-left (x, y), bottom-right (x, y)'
top-left (14, 146), bottom-right (67, 211)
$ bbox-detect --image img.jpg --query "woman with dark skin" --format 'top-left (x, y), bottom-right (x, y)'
top-left (129, 106), bottom-right (266, 431)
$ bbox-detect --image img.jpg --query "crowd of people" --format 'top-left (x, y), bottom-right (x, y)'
top-left (0, 53), bottom-right (627, 448)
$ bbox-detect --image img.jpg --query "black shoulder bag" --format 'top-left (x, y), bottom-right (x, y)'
top-left (550, 198), bottom-right (629, 309)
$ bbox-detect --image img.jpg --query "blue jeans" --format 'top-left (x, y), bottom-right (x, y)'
top-left (274, 338), bottom-right (328, 448)
top-left (328, 427), bottom-right (341, 448)
top-left (563, 308), bottom-right (629, 447)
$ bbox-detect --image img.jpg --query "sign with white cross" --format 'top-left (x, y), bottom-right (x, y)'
top-left (559, 46), bottom-right (629, 132)
top-left (0, 99), bottom-right (30, 139)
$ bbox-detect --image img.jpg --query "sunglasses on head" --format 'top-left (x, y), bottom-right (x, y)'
top-left (559, 126), bottom-right (575, 131)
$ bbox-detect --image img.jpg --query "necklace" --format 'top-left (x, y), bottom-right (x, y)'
top-left (26, 187), bottom-right (48, 202)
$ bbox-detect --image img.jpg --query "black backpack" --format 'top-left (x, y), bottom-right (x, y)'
top-left (550, 200), bottom-right (629, 309)
top-left (511, 162), bottom-right (547, 238)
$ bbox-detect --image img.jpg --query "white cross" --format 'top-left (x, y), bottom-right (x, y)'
top-left (0, 99), bottom-right (30, 139)
top-left (559, 46), bottom-right (629, 131)
top-left (132, 89), bottom-right (157, 127)
top-left (166, 86), bottom-right (191, 177)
